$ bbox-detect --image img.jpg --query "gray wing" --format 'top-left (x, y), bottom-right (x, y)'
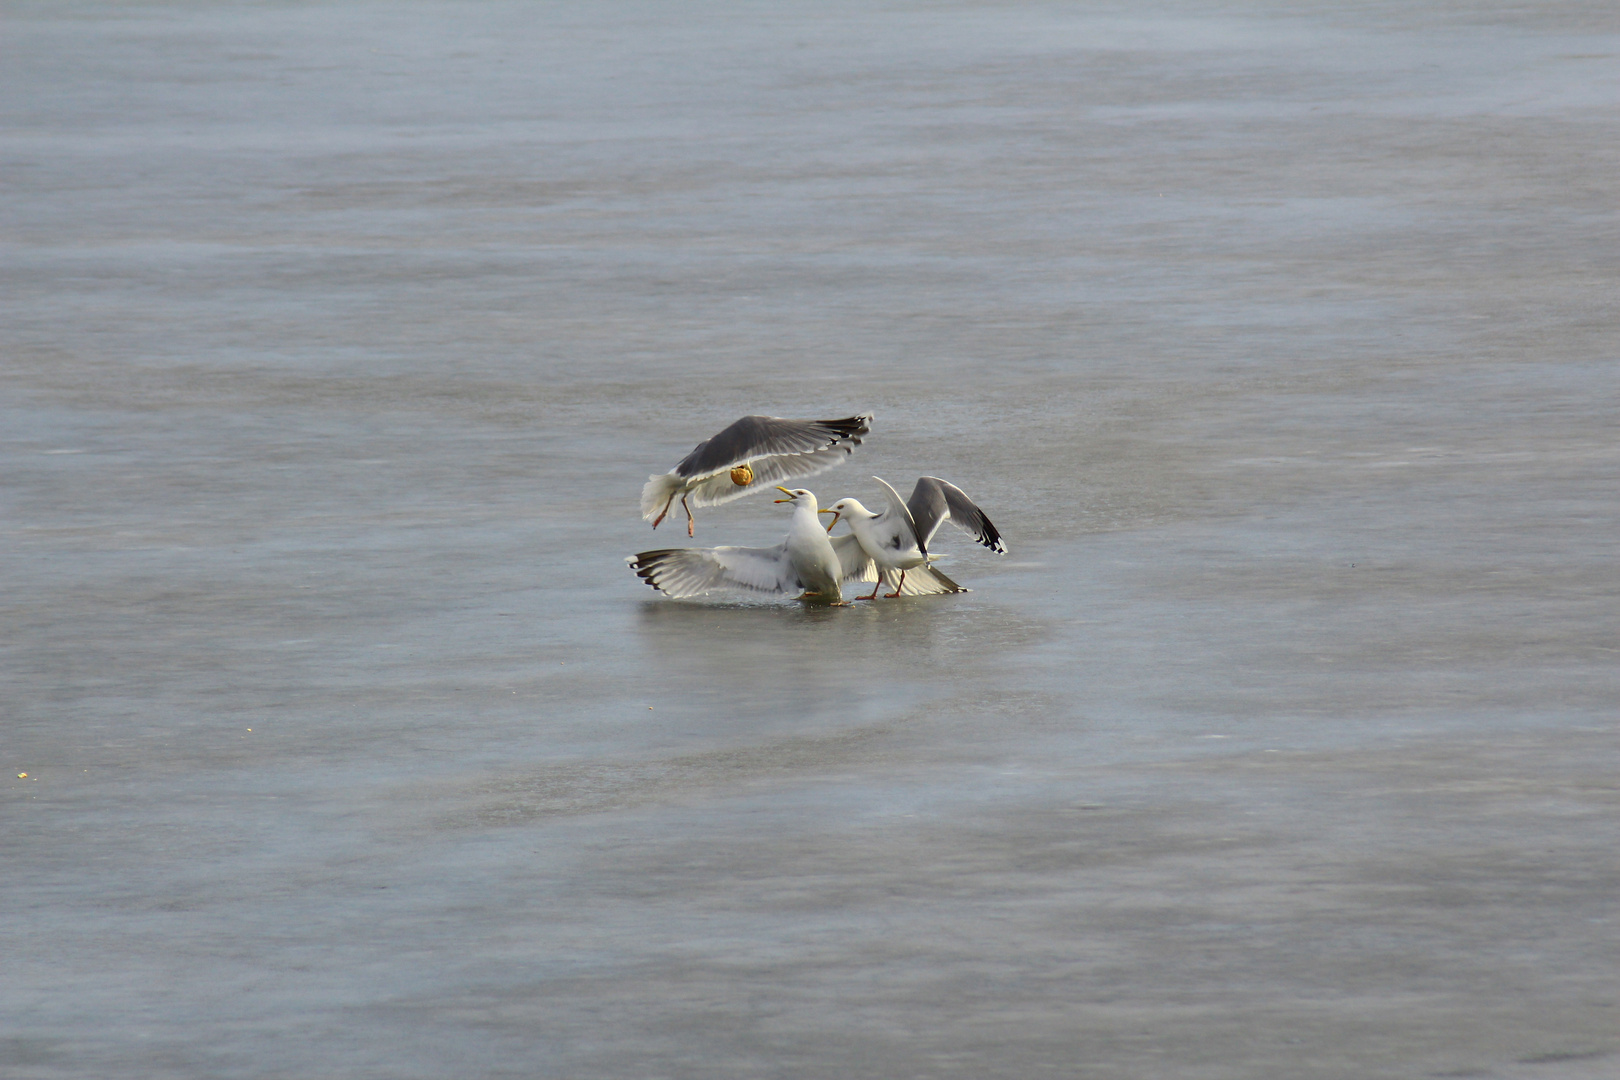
top-left (627, 544), bottom-right (797, 598)
top-left (673, 414), bottom-right (872, 480)
top-left (868, 475), bottom-right (924, 556)
top-left (830, 533), bottom-right (878, 583)
top-left (907, 477), bottom-right (1006, 554)
top-left (684, 444), bottom-right (858, 509)
top-left (880, 564), bottom-right (967, 595)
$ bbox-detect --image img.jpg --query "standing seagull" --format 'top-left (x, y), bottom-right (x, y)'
top-left (629, 487), bottom-right (866, 604)
top-left (822, 476), bottom-right (1006, 598)
top-left (641, 413), bottom-right (873, 536)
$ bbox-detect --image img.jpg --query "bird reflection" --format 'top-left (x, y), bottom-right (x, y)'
top-left (633, 598), bottom-right (949, 719)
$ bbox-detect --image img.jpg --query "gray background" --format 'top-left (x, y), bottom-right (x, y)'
top-left (3, 1), bottom-right (1617, 1077)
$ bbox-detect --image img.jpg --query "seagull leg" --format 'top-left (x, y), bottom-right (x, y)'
top-left (651, 490), bottom-right (677, 530)
top-left (884, 570), bottom-right (908, 599)
top-left (860, 579), bottom-right (882, 601)
top-left (682, 496), bottom-right (695, 537)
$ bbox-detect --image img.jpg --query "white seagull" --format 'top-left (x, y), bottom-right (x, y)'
top-left (628, 487), bottom-right (868, 604)
top-left (641, 413), bottom-right (873, 537)
top-left (822, 476), bottom-right (1006, 599)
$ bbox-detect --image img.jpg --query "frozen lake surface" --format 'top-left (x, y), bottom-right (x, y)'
top-left (4, 2), bottom-right (1617, 1077)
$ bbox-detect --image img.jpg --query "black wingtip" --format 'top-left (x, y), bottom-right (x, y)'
top-left (964, 511), bottom-right (1004, 554)
top-left (819, 413), bottom-right (873, 447)
top-left (973, 503), bottom-right (1006, 554)
top-left (628, 549), bottom-right (681, 592)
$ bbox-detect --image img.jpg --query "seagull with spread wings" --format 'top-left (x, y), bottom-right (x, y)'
top-left (640, 413), bottom-right (873, 537)
top-left (629, 487), bottom-right (870, 604)
top-left (821, 476), bottom-right (1006, 599)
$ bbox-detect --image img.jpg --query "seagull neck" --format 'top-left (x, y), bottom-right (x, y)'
top-left (845, 512), bottom-right (873, 540)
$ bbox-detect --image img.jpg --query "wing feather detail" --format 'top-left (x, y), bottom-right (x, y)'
top-left (868, 475), bottom-right (923, 556)
top-left (880, 564), bottom-right (968, 595)
top-left (907, 477), bottom-right (1006, 554)
top-left (830, 534), bottom-right (878, 583)
top-left (627, 545), bottom-right (796, 598)
top-left (672, 414), bottom-right (872, 481)
top-left (684, 444), bottom-right (857, 508)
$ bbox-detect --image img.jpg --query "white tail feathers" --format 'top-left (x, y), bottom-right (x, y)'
top-left (640, 472), bottom-right (684, 521)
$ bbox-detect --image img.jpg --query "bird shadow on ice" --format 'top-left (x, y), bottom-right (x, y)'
top-left (631, 598), bottom-right (954, 725)
top-left (631, 594), bottom-right (1031, 690)
top-left (634, 595), bottom-right (945, 647)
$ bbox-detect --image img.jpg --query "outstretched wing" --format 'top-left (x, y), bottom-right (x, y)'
top-left (830, 533), bottom-right (878, 583)
top-left (627, 544), bottom-right (797, 598)
top-left (685, 443), bottom-right (858, 509)
top-left (880, 564), bottom-right (968, 596)
top-left (868, 475), bottom-right (925, 557)
top-left (907, 476), bottom-right (1006, 554)
top-left (673, 414), bottom-right (872, 480)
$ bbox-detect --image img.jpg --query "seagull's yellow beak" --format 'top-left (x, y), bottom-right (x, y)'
top-left (819, 508), bottom-right (840, 532)
top-left (773, 485), bottom-right (796, 503)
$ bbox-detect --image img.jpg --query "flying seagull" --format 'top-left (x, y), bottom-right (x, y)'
top-left (640, 413), bottom-right (872, 536)
top-left (630, 487), bottom-right (867, 603)
top-left (822, 476), bottom-right (1005, 599)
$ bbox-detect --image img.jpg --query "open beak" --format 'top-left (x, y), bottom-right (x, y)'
top-left (773, 485), bottom-right (796, 503)
top-left (818, 508), bottom-right (840, 532)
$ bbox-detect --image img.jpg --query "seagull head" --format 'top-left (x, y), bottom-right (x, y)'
top-left (819, 497), bottom-right (873, 532)
top-left (773, 486), bottom-right (817, 510)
